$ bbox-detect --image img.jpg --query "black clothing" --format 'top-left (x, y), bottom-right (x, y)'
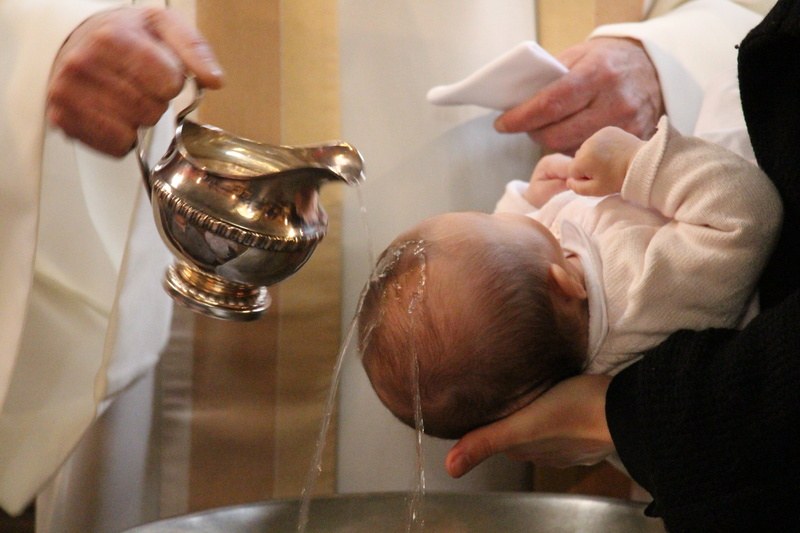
top-left (606, 0), bottom-right (800, 530)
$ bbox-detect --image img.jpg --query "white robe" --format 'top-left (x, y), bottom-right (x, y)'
top-left (0, 0), bottom-right (173, 517)
top-left (595, 0), bottom-right (775, 156)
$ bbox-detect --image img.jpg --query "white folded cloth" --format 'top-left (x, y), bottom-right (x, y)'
top-left (426, 41), bottom-right (567, 111)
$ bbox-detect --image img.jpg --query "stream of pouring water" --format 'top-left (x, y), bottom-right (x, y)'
top-left (296, 312), bottom-right (359, 532)
top-left (357, 187), bottom-right (375, 268)
top-left (297, 233), bottom-right (429, 533)
top-left (408, 376), bottom-right (427, 532)
top-left (296, 186), bottom-right (374, 533)
top-left (406, 245), bottom-right (427, 533)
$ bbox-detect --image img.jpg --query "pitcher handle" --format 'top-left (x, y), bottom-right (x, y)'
top-left (137, 77), bottom-right (204, 197)
top-left (176, 77), bottom-right (204, 123)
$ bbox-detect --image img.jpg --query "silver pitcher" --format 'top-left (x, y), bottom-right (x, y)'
top-left (138, 83), bottom-right (365, 321)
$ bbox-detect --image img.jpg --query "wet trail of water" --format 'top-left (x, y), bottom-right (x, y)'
top-left (296, 311), bottom-right (360, 532)
top-left (298, 193), bottom-right (429, 532)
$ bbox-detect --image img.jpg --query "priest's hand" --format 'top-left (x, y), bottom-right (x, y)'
top-left (46, 7), bottom-right (224, 157)
top-left (494, 37), bottom-right (663, 156)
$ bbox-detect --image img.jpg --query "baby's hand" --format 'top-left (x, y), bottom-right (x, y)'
top-left (524, 153), bottom-right (572, 207)
top-left (566, 126), bottom-right (645, 196)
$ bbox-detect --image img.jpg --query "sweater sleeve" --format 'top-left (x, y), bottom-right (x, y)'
top-left (611, 118), bottom-right (782, 335)
top-left (494, 180), bottom-right (538, 214)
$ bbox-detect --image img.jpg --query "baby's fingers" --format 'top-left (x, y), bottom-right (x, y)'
top-left (566, 158), bottom-right (618, 197)
top-left (565, 175), bottom-right (601, 196)
top-left (532, 153), bottom-right (573, 182)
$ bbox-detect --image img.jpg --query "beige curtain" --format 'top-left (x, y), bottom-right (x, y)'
top-left (158, 0), bottom-right (342, 515)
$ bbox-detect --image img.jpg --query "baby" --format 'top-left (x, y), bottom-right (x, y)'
top-left (358, 117), bottom-right (783, 440)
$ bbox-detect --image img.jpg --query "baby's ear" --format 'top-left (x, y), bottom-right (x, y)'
top-left (548, 263), bottom-right (587, 301)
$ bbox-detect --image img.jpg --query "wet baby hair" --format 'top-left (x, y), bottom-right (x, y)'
top-left (358, 230), bottom-right (586, 440)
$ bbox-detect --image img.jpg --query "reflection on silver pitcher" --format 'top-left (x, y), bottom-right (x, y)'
top-left (138, 82), bottom-right (365, 321)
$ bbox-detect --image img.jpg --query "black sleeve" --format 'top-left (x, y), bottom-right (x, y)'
top-left (607, 2), bottom-right (800, 529)
top-left (606, 290), bottom-right (800, 532)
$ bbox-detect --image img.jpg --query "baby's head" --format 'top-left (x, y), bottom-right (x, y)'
top-left (358, 211), bottom-right (588, 439)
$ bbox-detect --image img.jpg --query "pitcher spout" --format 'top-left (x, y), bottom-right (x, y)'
top-left (173, 120), bottom-right (365, 186)
top-left (301, 142), bottom-right (366, 186)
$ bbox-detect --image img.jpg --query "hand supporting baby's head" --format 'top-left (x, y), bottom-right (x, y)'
top-left (357, 212), bottom-right (587, 439)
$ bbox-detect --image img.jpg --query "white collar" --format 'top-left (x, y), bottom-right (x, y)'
top-left (558, 220), bottom-right (608, 369)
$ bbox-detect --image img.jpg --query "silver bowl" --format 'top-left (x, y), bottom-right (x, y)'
top-left (122, 491), bottom-right (666, 532)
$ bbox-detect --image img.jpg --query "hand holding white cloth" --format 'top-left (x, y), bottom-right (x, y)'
top-left (426, 41), bottom-right (567, 111)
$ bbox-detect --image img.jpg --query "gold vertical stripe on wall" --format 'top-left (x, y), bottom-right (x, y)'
top-left (191, 0), bottom-right (283, 511)
top-left (537, 0), bottom-right (641, 55)
top-left (196, 1), bottom-right (281, 142)
top-left (274, 0), bottom-right (342, 497)
top-left (594, 0), bottom-right (642, 26)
